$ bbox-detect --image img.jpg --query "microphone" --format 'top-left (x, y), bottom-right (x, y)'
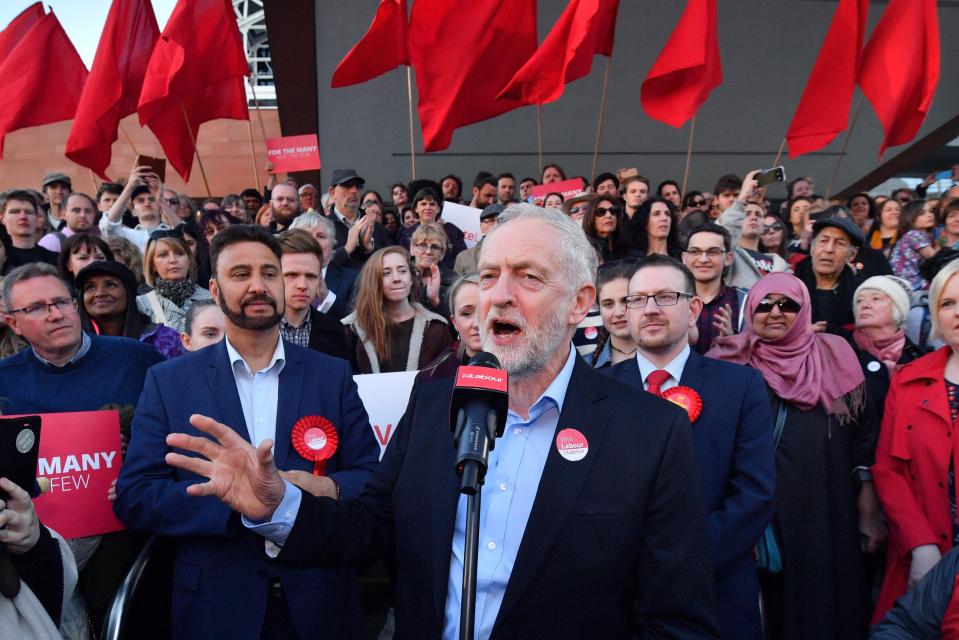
top-left (449, 352), bottom-right (508, 495)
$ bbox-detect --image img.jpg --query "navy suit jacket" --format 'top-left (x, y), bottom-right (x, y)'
top-left (114, 340), bottom-right (379, 640)
top-left (324, 263), bottom-right (358, 320)
top-left (279, 355), bottom-right (720, 639)
top-left (605, 351), bottom-right (775, 640)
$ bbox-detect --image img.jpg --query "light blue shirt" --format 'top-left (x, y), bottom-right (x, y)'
top-left (225, 335), bottom-right (285, 448)
top-left (634, 344), bottom-right (691, 394)
top-left (442, 345), bottom-right (578, 640)
top-left (33, 331), bottom-right (91, 367)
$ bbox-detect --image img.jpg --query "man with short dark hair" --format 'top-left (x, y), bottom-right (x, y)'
top-left (241, 188), bottom-right (263, 217)
top-left (605, 254), bottom-right (774, 640)
top-left (41, 171), bottom-right (72, 231)
top-left (440, 174), bottom-right (462, 203)
top-left (1, 190), bottom-right (58, 274)
top-left (623, 175), bottom-right (650, 219)
top-left (681, 223), bottom-right (743, 354)
top-left (99, 163), bottom-right (179, 251)
top-left (518, 177), bottom-right (537, 203)
top-left (325, 169), bottom-right (389, 271)
top-left (38, 192), bottom-right (99, 253)
top-left (496, 172), bottom-right (516, 205)
top-left (96, 182), bottom-right (123, 214)
top-left (468, 172), bottom-right (497, 209)
top-left (796, 217), bottom-right (865, 337)
top-left (115, 224), bottom-right (379, 640)
top-left (712, 174), bottom-right (741, 216)
top-left (277, 229), bottom-right (348, 359)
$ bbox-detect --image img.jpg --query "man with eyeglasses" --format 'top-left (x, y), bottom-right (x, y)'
top-left (604, 254), bottom-right (775, 640)
top-left (326, 169), bottom-right (389, 271)
top-left (681, 223), bottom-right (746, 354)
top-left (795, 217), bottom-right (866, 338)
top-left (99, 163), bottom-right (180, 252)
top-left (717, 170), bottom-right (791, 288)
top-left (1, 190), bottom-right (58, 275)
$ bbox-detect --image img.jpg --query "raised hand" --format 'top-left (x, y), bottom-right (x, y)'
top-left (165, 414), bottom-right (287, 522)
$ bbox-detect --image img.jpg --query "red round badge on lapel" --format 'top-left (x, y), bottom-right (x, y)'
top-left (555, 428), bottom-right (589, 462)
top-left (292, 416), bottom-right (339, 475)
top-left (662, 386), bottom-right (703, 423)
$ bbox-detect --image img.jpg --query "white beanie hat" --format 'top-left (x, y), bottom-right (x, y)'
top-left (854, 275), bottom-right (912, 326)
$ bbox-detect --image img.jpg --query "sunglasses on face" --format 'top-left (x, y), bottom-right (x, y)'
top-left (754, 297), bottom-right (801, 314)
top-left (762, 222), bottom-right (784, 233)
top-left (690, 199), bottom-right (706, 207)
top-left (595, 206), bottom-right (621, 217)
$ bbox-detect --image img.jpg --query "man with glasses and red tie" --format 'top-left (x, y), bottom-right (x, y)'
top-left (604, 254), bottom-right (775, 640)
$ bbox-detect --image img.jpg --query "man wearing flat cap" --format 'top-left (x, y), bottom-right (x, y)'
top-left (795, 216), bottom-right (867, 338)
top-left (41, 171), bottom-right (72, 231)
top-left (326, 169), bottom-right (390, 271)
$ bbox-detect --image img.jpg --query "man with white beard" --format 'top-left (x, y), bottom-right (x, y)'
top-left (164, 205), bottom-right (719, 639)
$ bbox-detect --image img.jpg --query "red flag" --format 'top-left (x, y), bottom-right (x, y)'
top-left (497, 0), bottom-right (620, 106)
top-left (858, 0), bottom-right (940, 157)
top-left (331, 0), bottom-right (408, 88)
top-left (0, 11), bottom-right (88, 158)
top-left (786, 0), bottom-right (868, 159)
top-left (66, 0), bottom-right (160, 180)
top-left (0, 2), bottom-right (44, 59)
top-left (409, 0), bottom-right (537, 153)
top-left (138, 0), bottom-right (248, 181)
top-left (640, 0), bottom-right (722, 128)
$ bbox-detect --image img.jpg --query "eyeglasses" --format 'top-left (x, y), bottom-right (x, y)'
top-left (569, 206), bottom-right (586, 215)
top-left (625, 292), bottom-right (693, 309)
top-left (690, 199), bottom-right (706, 207)
top-left (595, 206), bottom-right (621, 217)
top-left (683, 248), bottom-right (726, 258)
top-left (413, 242), bottom-right (445, 254)
top-left (164, 197), bottom-right (179, 205)
top-left (762, 222), bottom-right (784, 233)
top-left (7, 296), bottom-right (77, 317)
top-left (754, 297), bottom-right (801, 315)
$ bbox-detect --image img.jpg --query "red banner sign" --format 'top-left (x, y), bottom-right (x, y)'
top-left (266, 134), bottom-right (321, 173)
top-left (530, 178), bottom-right (586, 205)
top-left (26, 411), bottom-right (125, 539)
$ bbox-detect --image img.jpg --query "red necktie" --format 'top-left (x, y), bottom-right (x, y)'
top-left (646, 370), bottom-right (671, 397)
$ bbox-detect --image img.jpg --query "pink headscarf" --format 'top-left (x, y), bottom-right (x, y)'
top-left (707, 272), bottom-right (865, 419)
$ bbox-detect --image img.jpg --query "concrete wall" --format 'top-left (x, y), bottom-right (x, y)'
top-left (314, 0), bottom-right (958, 200)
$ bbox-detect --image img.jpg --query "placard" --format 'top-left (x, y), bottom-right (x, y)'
top-left (354, 371), bottom-right (418, 458)
top-left (26, 411), bottom-right (125, 539)
top-left (266, 134), bottom-right (321, 173)
top-left (440, 201), bottom-right (483, 248)
top-left (530, 178), bottom-right (586, 205)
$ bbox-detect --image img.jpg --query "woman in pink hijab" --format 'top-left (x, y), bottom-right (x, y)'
top-left (708, 272), bottom-right (876, 640)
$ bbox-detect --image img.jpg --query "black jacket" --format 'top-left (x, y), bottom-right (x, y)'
top-left (870, 546), bottom-right (959, 638)
top-left (307, 308), bottom-right (349, 360)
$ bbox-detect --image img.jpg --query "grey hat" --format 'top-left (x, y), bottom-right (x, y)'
top-left (329, 169), bottom-right (365, 188)
top-left (480, 204), bottom-right (505, 221)
top-left (812, 216), bottom-right (865, 247)
top-left (42, 171), bottom-right (71, 188)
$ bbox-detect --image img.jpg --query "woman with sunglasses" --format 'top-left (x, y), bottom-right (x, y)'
top-left (582, 195), bottom-right (638, 264)
top-left (136, 229), bottom-right (212, 332)
top-left (682, 191), bottom-right (708, 217)
top-left (760, 214), bottom-right (788, 260)
top-left (709, 272), bottom-right (875, 640)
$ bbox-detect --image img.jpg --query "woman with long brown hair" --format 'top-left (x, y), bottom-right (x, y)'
top-left (342, 246), bottom-right (451, 374)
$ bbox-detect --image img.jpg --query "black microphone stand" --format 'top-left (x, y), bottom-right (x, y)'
top-left (454, 408), bottom-right (497, 640)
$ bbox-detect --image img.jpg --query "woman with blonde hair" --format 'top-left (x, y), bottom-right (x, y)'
top-left (342, 246), bottom-right (451, 374)
top-left (136, 229), bottom-right (211, 332)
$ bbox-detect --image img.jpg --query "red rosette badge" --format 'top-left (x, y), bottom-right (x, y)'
top-left (292, 416), bottom-right (339, 475)
top-left (662, 386), bottom-right (703, 424)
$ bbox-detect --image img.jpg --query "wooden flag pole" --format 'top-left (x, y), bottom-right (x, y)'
top-left (179, 101), bottom-right (212, 198)
top-left (406, 66), bottom-right (417, 180)
top-left (536, 105), bottom-right (544, 176)
top-left (680, 116), bottom-right (697, 200)
top-left (825, 94), bottom-right (866, 200)
top-left (773, 137), bottom-right (787, 169)
top-left (247, 76), bottom-right (269, 146)
top-left (245, 114), bottom-right (261, 192)
top-left (88, 169), bottom-right (99, 193)
top-left (590, 56), bottom-right (612, 185)
top-left (118, 122), bottom-right (140, 157)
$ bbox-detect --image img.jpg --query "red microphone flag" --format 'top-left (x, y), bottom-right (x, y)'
top-left (858, 0), bottom-right (940, 158)
top-left (497, 0), bottom-right (619, 106)
top-left (0, 11), bottom-right (88, 158)
top-left (138, 0), bottom-right (249, 181)
top-left (331, 0), bottom-right (409, 88)
top-left (640, 0), bottom-right (722, 128)
top-left (0, 2), bottom-right (44, 59)
top-left (785, 0), bottom-right (867, 159)
top-left (66, 0), bottom-right (160, 180)
top-left (409, 0), bottom-right (537, 153)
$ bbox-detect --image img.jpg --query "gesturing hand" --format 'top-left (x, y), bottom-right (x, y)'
top-left (426, 264), bottom-right (441, 306)
top-left (166, 414), bottom-right (287, 522)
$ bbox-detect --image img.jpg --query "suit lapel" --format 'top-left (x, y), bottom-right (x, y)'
top-left (430, 421), bottom-right (460, 626)
top-left (206, 342), bottom-right (250, 443)
top-left (678, 349), bottom-right (708, 390)
top-left (274, 343), bottom-right (304, 469)
top-left (614, 357), bottom-right (643, 388)
top-left (493, 358), bottom-right (609, 631)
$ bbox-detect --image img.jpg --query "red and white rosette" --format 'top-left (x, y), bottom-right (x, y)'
top-left (291, 415), bottom-right (339, 475)
top-left (662, 386), bottom-right (703, 424)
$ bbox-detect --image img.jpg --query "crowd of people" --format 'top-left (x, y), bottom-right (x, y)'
top-left (2, 157), bottom-right (959, 640)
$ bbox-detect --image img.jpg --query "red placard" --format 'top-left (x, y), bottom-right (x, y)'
top-left (455, 366), bottom-right (508, 393)
top-left (265, 134), bottom-right (321, 173)
top-left (21, 411), bottom-right (125, 539)
top-left (530, 178), bottom-right (586, 204)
